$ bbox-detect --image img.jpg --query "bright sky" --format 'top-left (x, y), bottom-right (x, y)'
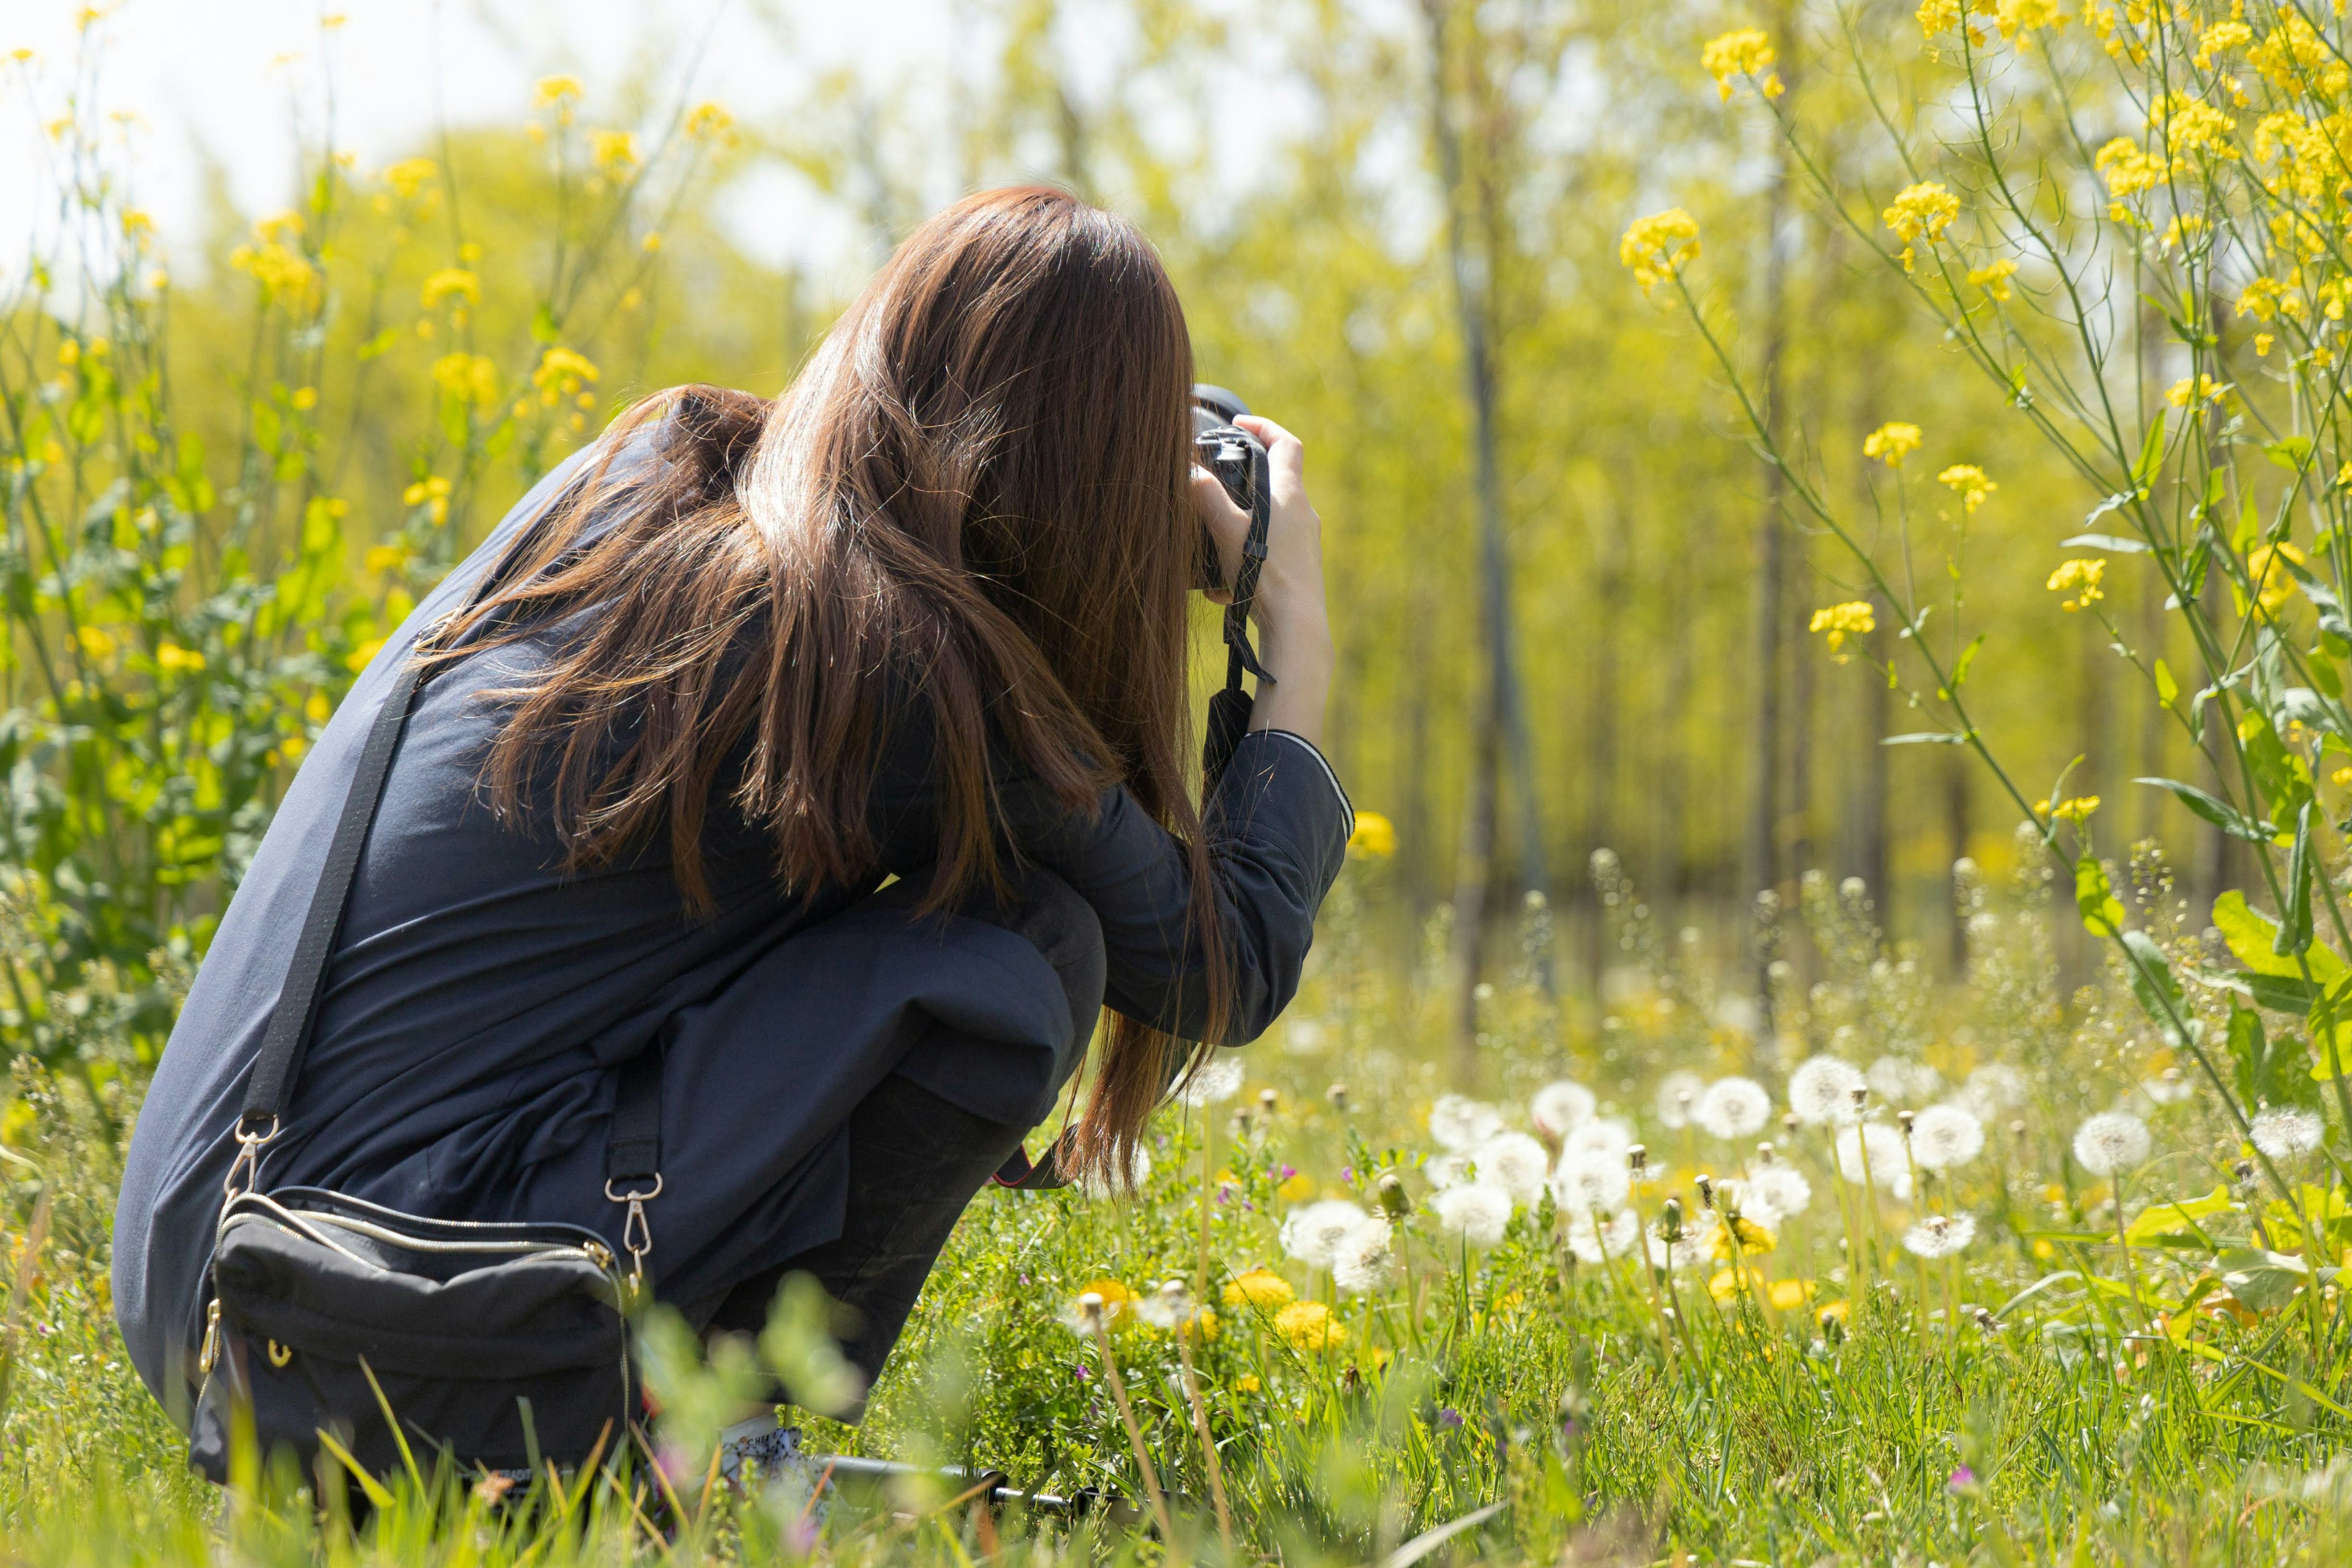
top-left (0, 0), bottom-right (959, 283)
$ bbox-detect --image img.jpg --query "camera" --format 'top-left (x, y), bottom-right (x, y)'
top-left (1192, 383), bottom-right (1264, 592)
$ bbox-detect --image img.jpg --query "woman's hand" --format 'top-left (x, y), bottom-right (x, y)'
top-left (1189, 415), bottom-right (1333, 748)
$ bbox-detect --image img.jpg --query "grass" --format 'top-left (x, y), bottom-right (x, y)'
top-left (4, 844), bottom-right (2352, 1565)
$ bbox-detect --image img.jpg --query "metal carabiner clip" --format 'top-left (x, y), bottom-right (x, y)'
top-left (603, 1173), bottom-right (663, 1284)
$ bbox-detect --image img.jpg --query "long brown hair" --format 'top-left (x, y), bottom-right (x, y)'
top-left (430, 186), bottom-right (1222, 1182)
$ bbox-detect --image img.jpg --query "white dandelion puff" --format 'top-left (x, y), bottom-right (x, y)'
top-left (1561, 1116), bottom-right (1636, 1161)
top-left (1868, 1056), bottom-right (1942, 1107)
top-left (1180, 1057), bottom-right (1245, 1107)
top-left (1077, 1145), bottom-right (1152, 1199)
top-left (1655, 1070), bottom-right (1706, 1129)
top-left (1550, 1149), bottom-right (1633, 1215)
top-left (1902, 1213), bottom-right (1978, 1259)
top-left (1909, 1104), bottom-right (1986, 1172)
top-left (1429, 1094), bottom-right (1506, 1153)
top-left (1474, 1132), bottom-right (1551, 1206)
top-left (1742, 1162), bottom-right (1812, 1219)
top-left (2251, 1106), bottom-right (2326, 1161)
top-left (1424, 1151), bottom-right (1476, 1189)
top-left (1834, 1123), bottom-right (1913, 1196)
top-left (1789, 1056), bottom-right (1868, 1127)
top-left (1429, 1182), bottom-right (1515, 1247)
top-left (2140, 1068), bottom-right (2193, 1106)
top-left (1280, 1199), bottom-right (1374, 1269)
top-left (1531, 1080), bottom-right (1597, 1140)
top-left (1958, 1063), bottom-right (2029, 1119)
top-left (1695, 1077), bottom-right (1772, 1140)
top-left (2072, 1112), bottom-right (2152, 1177)
top-left (1330, 1215), bottom-right (1400, 1295)
top-left (1565, 1207), bottom-right (1643, 1265)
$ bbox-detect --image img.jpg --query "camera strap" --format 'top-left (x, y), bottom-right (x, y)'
top-left (1202, 440), bottom-right (1275, 793)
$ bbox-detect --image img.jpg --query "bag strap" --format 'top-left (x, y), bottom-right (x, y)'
top-left (1200, 438), bottom-right (1275, 793)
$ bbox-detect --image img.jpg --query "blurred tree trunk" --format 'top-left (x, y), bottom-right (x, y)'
top-left (1422, 0), bottom-right (1549, 1082)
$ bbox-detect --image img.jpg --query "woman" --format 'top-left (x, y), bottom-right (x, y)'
top-left (113, 187), bottom-right (1350, 1416)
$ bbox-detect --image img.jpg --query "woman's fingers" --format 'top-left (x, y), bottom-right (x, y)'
top-left (1190, 466), bottom-right (1248, 598)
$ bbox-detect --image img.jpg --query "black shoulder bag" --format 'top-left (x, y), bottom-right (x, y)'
top-left (188, 639), bottom-right (667, 1483)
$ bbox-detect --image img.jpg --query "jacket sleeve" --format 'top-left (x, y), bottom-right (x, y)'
top-left (873, 728), bottom-right (1354, 1045)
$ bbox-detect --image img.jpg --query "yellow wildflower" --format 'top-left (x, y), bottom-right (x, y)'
top-left (2250, 15), bottom-right (2351, 98)
top-left (1937, 463), bottom-right (1997, 512)
top-left (2037, 796), bottom-right (2100, 823)
top-left (154, 643), bottom-right (206, 676)
top-left (685, 101), bottom-right (734, 140)
top-left (1701, 28), bottom-right (1784, 101)
top-left (2149, 93), bottom-right (2237, 160)
top-left (2094, 137), bottom-right (2170, 198)
top-left (2256, 333), bottom-right (2275, 357)
top-left (1863, 421), bottom-right (1922, 467)
top-left (1223, 1269), bottom-right (1295, 1311)
top-left (1809, 601), bottom-right (1876, 660)
top-left (230, 214), bottom-right (318, 306)
top-left (431, 353), bottom-right (499, 412)
top-left (1967, 257), bottom-right (2018, 299)
top-left (532, 347), bottom-right (602, 398)
top-left (1711, 1215), bottom-right (1776, 1259)
top-left (1272, 1300), bottom-right (1348, 1351)
top-left (2165, 374), bottom-right (2231, 408)
top-left (119, 208), bottom-right (152, 244)
top-left (2334, 767), bottom-right (2352, 788)
top-left (1766, 1278), bottom-right (1816, 1311)
top-left (57, 340), bottom-right (80, 368)
top-left (75, 625), bottom-right (118, 663)
top-left (535, 75), bottom-right (582, 115)
top-left (383, 157), bottom-right (437, 200)
top-left (2248, 541), bottom-right (2307, 615)
top-left (364, 545), bottom-right (408, 576)
top-left (590, 129), bottom-right (640, 176)
top-left (1348, 810), bottom-right (1397, 858)
top-left (420, 268), bottom-right (480, 310)
top-left (1882, 182), bottom-right (1959, 272)
top-left (2046, 557), bottom-right (2106, 611)
top-left (1916, 0), bottom-right (1962, 36)
top-left (1619, 209), bottom-right (1702, 295)
top-left (1076, 1277), bottom-right (1138, 1329)
top-left (2195, 20), bottom-right (2252, 67)
top-left (1994, 0), bottom-right (2067, 39)
top-left (2238, 274), bottom-right (2291, 321)
top-left (403, 473), bottom-right (453, 524)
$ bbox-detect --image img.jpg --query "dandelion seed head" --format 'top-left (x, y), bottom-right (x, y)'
top-left (1181, 1057), bottom-right (1245, 1107)
top-left (1834, 1123), bottom-right (1913, 1197)
top-left (1076, 1145), bottom-right (1152, 1200)
top-left (1475, 1132), bottom-right (1552, 1206)
top-left (1330, 1215), bottom-right (1399, 1295)
top-left (1656, 1071), bottom-right (1706, 1129)
top-left (1902, 1213), bottom-right (1978, 1259)
top-left (1565, 1207), bottom-right (1642, 1265)
top-left (1280, 1199), bottom-right (1374, 1269)
top-left (1868, 1056), bottom-right (1942, 1107)
top-left (1429, 1182), bottom-right (1515, 1247)
top-left (1531, 1080), bottom-right (1597, 1139)
top-left (1562, 1116), bottom-right (1636, 1161)
top-left (2251, 1106), bottom-right (2326, 1160)
top-left (1790, 1056), bottom-right (1868, 1126)
top-left (2072, 1111), bottom-right (2152, 1177)
top-left (1429, 1094), bottom-right (1506, 1152)
top-left (1959, 1063), bottom-right (2029, 1118)
top-left (1743, 1162), bottom-right (1812, 1219)
top-left (1695, 1076), bottom-right (1773, 1140)
top-left (1550, 1148), bottom-right (1633, 1215)
top-left (1424, 1152), bottom-right (1475, 1189)
top-left (1910, 1104), bottom-right (1987, 1172)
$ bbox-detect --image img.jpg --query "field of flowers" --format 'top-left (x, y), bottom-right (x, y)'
top-left (23, 0), bottom-right (2352, 1560)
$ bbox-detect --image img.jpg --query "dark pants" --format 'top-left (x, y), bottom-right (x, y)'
top-left (681, 867), bottom-right (1101, 1409)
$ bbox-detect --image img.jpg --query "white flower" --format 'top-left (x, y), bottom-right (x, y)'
top-left (1429, 1094), bottom-right (1505, 1153)
top-left (2141, 1069), bottom-right (2194, 1106)
top-left (1181, 1057), bottom-right (1245, 1107)
top-left (1956, 1063), bottom-right (2027, 1119)
top-left (1134, 1281), bottom-right (1193, 1330)
top-left (1283, 1017), bottom-right (1329, 1055)
top-left (1550, 1149), bottom-right (1632, 1215)
top-left (2072, 1112), bottom-right (2151, 1177)
top-left (1531, 1080), bottom-right (1596, 1139)
top-left (1711, 1178), bottom-right (1783, 1232)
top-left (1280, 1199), bottom-right (1373, 1269)
top-left (1564, 1207), bottom-right (1642, 1265)
top-left (1330, 1215), bottom-right (1399, 1294)
top-left (1695, 1077), bottom-right (1771, 1140)
top-left (1742, 1162), bottom-right (1812, 1219)
top-left (1656, 1070), bottom-right (1705, 1129)
top-left (1902, 1213), bottom-right (1978, 1259)
top-left (1424, 1151), bottom-right (1476, 1189)
top-left (1909, 1104), bottom-right (1986, 1172)
top-left (2252, 1106), bottom-right (2326, 1161)
top-left (1429, 1182), bottom-right (1514, 1247)
top-left (1561, 1116), bottom-right (1635, 1161)
top-left (1868, 1055), bottom-right (1942, 1107)
top-left (1789, 1056), bottom-right (1867, 1126)
top-left (1642, 1223), bottom-right (1695, 1270)
top-left (1474, 1132), bottom-right (1551, 1206)
top-left (1834, 1123), bottom-right (1912, 1197)
top-left (1077, 1145), bottom-right (1152, 1199)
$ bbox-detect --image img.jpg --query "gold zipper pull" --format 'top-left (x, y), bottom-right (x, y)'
top-left (582, 1240), bottom-right (615, 1271)
top-left (199, 1299), bottom-right (221, 1375)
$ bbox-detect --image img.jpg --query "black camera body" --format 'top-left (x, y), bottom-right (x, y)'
top-left (1192, 383), bottom-right (1263, 593)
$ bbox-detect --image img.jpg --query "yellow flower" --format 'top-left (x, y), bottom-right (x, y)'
top-left (431, 352), bottom-right (499, 412)
top-left (533, 346), bottom-right (602, 396)
top-left (1701, 28), bottom-right (1784, 101)
top-left (75, 625), bottom-right (118, 663)
top-left (403, 474), bottom-right (454, 524)
top-left (1235, 1374), bottom-right (1262, 1393)
top-left (1916, 0), bottom-right (1961, 36)
top-left (1272, 1300), bottom-right (1348, 1351)
top-left (2149, 93), bottom-right (2236, 160)
top-left (2334, 767), bottom-right (2352, 788)
top-left (1819, 1299), bottom-right (1852, 1324)
top-left (383, 157), bottom-right (437, 200)
top-left (2037, 795), bottom-right (2100, 823)
top-left (2094, 137), bottom-right (2169, 200)
top-left (1076, 1277), bottom-right (1138, 1329)
top-left (1708, 1265), bottom-right (1769, 1300)
top-left (685, 101), bottom-right (734, 140)
top-left (2195, 20), bottom-right (2252, 67)
top-left (1994, 0), bottom-right (2067, 38)
top-left (2238, 274), bottom-right (2292, 322)
top-left (2046, 557), bottom-right (2106, 611)
top-left (1766, 1278), bottom-right (1815, 1311)
top-left (119, 208), bottom-right (152, 244)
top-left (2248, 541), bottom-right (2307, 615)
top-left (1937, 463), bottom-right (1997, 513)
top-left (1809, 600), bottom-right (1875, 660)
top-left (154, 643), bottom-right (206, 675)
top-left (2250, 15), bottom-right (2350, 98)
top-left (1618, 208), bottom-right (1701, 295)
top-left (56, 339), bottom-right (80, 368)
top-left (1348, 810), bottom-right (1396, 858)
top-left (1863, 421), bottom-right (1922, 467)
top-left (1710, 1215), bottom-right (1776, 1259)
top-left (590, 129), bottom-right (641, 176)
top-left (1966, 257), bottom-right (2018, 300)
top-left (1223, 1269), bottom-right (1295, 1310)
top-left (535, 74), bottom-right (582, 108)
top-left (230, 216), bottom-right (318, 307)
top-left (364, 545), bottom-right (408, 575)
top-left (1277, 1170), bottom-right (1315, 1202)
top-left (420, 268), bottom-right (480, 309)
top-left (1882, 182), bottom-right (1959, 272)
top-left (2166, 374), bottom-right (2231, 409)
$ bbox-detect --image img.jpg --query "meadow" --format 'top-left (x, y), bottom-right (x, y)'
top-left (14, 0), bottom-right (2352, 1560)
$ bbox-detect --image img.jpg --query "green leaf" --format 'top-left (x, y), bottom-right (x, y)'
top-left (2124, 1185), bottom-right (2233, 1245)
top-left (2122, 929), bottom-right (2188, 1046)
top-left (2155, 659), bottom-right (2180, 707)
top-left (2233, 494), bottom-right (2261, 557)
top-left (1951, 634), bottom-right (1985, 691)
top-left (2133, 410), bottom-right (2169, 488)
top-left (2266, 434), bottom-right (2316, 473)
top-left (2077, 853), bottom-right (2126, 937)
top-left (2220, 1248), bottom-right (2311, 1312)
top-left (1881, 731), bottom-right (1967, 745)
top-left (2244, 971), bottom-right (2321, 1012)
top-left (2280, 802), bottom-right (2316, 957)
top-left (2214, 890), bottom-right (2348, 982)
top-left (2133, 777), bottom-right (2276, 842)
top-left (2060, 532), bottom-right (2150, 554)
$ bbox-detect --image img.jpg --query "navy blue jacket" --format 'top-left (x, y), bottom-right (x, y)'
top-left (113, 433), bottom-right (1354, 1406)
